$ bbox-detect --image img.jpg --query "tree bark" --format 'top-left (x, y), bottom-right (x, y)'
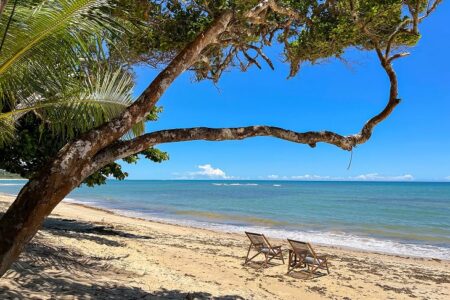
top-left (0, 0), bottom-right (8, 18)
top-left (0, 11), bottom-right (233, 276)
top-left (0, 157), bottom-right (89, 275)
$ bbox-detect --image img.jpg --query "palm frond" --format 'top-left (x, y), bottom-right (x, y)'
top-left (0, 0), bottom-right (121, 103)
top-left (0, 69), bottom-right (143, 144)
top-left (0, 115), bottom-right (15, 147)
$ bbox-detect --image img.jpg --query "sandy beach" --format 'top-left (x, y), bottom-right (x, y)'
top-left (0, 194), bottom-right (448, 299)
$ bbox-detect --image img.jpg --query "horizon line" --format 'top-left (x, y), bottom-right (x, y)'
top-left (113, 179), bottom-right (450, 183)
top-left (1, 178), bottom-right (450, 183)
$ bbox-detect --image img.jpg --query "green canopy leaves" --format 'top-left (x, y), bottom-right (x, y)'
top-left (108, 0), bottom-right (431, 79)
top-left (0, 0), bottom-right (133, 144)
top-left (0, 0), bottom-right (440, 184)
top-left (0, 0), bottom-right (167, 184)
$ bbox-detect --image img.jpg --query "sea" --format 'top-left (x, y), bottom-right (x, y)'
top-left (1, 180), bottom-right (449, 260)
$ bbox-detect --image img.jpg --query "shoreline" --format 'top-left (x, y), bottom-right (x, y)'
top-left (1, 194), bottom-right (449, 299)
top-left (65, 200), bottom-right (448, 262)
top-left (1, 191), bottom-right (449, 261)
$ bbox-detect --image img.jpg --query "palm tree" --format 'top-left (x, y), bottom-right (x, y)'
top-left (0, 0), bottom-right (141, 147)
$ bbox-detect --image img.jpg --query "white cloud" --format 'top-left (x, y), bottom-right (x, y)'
top-left (267, 175), bottom-right (279, 179)
top-left (445, 176), bottom-right (450, 181)
top-left (288, 173), bottom-right (414, 182)
top-left (350, 173), bottom-right (414, 181)
top-left (185, 164), bottom-right (230, 179)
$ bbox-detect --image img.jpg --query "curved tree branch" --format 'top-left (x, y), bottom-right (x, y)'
top-left (56, 10), bottom-right (234, 161)
top-left (417, 0), bottom-right (442, 24)
top-left (93, 127), bottom-right (351, 167)
top-left (93, 46), bottom-right (402, 168)
top-left (94, 68), bottom-right (400, 168)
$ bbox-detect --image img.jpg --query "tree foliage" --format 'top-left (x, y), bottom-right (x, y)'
top-left (109, 0), bottom-right (431, 79)
top-left (0, 107), bottom-right (168, 186)
top-left (0, 0), bottom-right (440, 185)
top-left (0, 0), bottom-right (170, 185)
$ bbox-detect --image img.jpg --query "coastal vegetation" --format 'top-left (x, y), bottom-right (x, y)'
top-left (0, 0), bottom-right (442, 276)
top-left (0, 169), bottom-right (21, 179)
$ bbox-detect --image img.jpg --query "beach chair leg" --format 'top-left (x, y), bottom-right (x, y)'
top-left (287, 262), bottom-right (300, 275)
top-left (311, 265), bottom-right (320, 278)
top-left (244, 244), bottom-right (252, 264)
top-left (267, 253), bottom-right (281, 264)
top-left (287, 252), bottom-right (292, 274)
top-left (280, 251), bottom-right (285, 264)
top-left (256, 254), bottom-right (267, 270)
top-left (325, 262), bottom-right (330, 274)
top-left (308, 265), bottom-right (314, 279)
top-left (247, 251), bottom-right (262, 265)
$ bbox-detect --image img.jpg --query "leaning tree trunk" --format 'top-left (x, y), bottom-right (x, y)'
top-left (0, 149), bottom-right (94, 275)
top-left (0, 11), bottom-right (234, 276)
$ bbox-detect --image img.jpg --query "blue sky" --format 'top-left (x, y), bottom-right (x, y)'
top-left (123, 3), bottom-right (450, 182)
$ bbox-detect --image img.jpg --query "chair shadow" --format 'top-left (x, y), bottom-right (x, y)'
top-left (287, 269), bottom-right (328, 280)
top-left (243, 260), bottom-right (284, 270)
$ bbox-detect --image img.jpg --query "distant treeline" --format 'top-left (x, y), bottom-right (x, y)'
top-left (0, 169), bottom-right (22, 179)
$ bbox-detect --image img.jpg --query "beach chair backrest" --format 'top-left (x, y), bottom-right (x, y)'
top-left (245, 232), bottom-right (270, 249)
top-left (288, 239), bottom-right (316, 257)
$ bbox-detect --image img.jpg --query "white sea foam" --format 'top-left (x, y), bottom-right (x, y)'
top-left (66, 198), bottom-right (449, 261)
top-left (0, 179), bottom-right (27, 181)
top-left (63, 197), bottom-right (98, 206)
top-left (63, 197), bottom-right (78, 203)
top-left (2, 191), bottom-right (448, 261)
top-left (143, 217), bottom-right (450, 260)
top-left (212, 183), bottom-right (259, 186)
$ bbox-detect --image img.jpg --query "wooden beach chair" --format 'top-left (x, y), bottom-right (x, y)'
top-left (287, 239), bottom-right (330, 278)
top-left (244, 232), bottom-right (284, 269)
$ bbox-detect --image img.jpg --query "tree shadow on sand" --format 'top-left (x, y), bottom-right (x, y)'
top-left (0, 211), bottom-right (154, 248)
top-left (0, 241), bottom-right (245, 299)
top-left (0, 276), bottom-right (246, 300)
top-left (42, 217), bottom-right (154, 247)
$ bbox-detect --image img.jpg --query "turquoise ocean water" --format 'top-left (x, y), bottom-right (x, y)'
top-left (1, 180), bottom-right (449, 259)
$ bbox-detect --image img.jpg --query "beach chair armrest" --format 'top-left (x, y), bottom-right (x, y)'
top-left (272, 245), bottom-right (282, 249)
